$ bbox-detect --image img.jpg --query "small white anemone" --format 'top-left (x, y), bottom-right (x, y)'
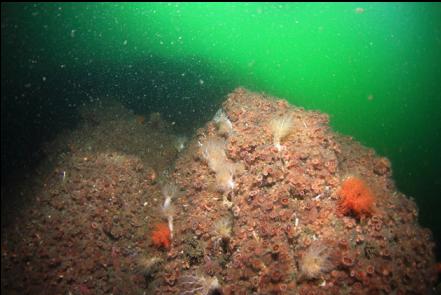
top-left (213, 109), bottom-right (233, 136)
top-left (201, 137), bottom-right (228, 173)
top-left (213, 216), bottom-right (232, 240)
top-left (300, 242), bottom-right (333, 279)
top-left (215, 164), bottom-right (235, 192)
top-left (161, 182), bottom-right (179, 239)
top-left (270, 113), bottom-right (294, 151)
top-left (174, 135), bottom-right (188, 152)
top-left (179, 273), bottom-right (220, 295)
top-left (162, 182), bottom-right (179, 200)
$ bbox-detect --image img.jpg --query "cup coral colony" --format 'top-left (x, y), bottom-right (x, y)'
top-left (152, 88), bottom-right (437, 294)
top-left (2, 88), bottom-right (438, 294)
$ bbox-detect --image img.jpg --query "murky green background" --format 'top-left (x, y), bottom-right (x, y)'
top-left (2, 3), bottom-right (440, 255)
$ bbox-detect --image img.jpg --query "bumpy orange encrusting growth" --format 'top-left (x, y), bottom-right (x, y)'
top-left (338, 176), bottom-right (375, 217)
top-left (151, 223), bottom-right (171, 249)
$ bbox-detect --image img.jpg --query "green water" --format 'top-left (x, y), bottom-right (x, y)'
top-left (2, 3), bottom-right (441, 254)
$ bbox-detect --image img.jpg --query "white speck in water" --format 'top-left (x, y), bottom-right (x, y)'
top-left (355, 7), bottom-right (365, 14)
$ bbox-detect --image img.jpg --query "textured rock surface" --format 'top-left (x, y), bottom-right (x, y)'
top-left (158, 88), bottom-right (437, 294)
top-left (1, 90), bottom-right (437, 294)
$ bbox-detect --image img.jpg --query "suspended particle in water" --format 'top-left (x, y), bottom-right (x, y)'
top-left (355, 7), bottom-right (365, 14)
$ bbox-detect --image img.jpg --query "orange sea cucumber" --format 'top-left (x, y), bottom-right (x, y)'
top-left (151, 223), bottom-right (171, 249)
top-left (338, 176), bottom-right (375, 218)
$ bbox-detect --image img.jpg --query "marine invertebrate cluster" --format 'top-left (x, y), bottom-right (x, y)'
top-left (200, 136), bottom-right (236, 192)
top-left (7, 89), bottom-right (436, 294)
top-left (151, 223), bottom-right (171, 250)
top-left (338, 176), bottom-right (375, 218)
top-left (269, 113), bottom-right (294, 151)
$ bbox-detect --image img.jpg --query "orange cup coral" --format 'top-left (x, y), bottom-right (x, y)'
top-left (151, 223), bottom-right (171, 249)
top-left (338, 176), bottom-right (375, 218)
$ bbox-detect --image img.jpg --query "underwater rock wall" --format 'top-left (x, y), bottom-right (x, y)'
top-left (0, 89), bottom-right (437, 294)
top-left (157, 88), bottom-right (437, 294)
top-left (0, 101), bottom-right (181, 294)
